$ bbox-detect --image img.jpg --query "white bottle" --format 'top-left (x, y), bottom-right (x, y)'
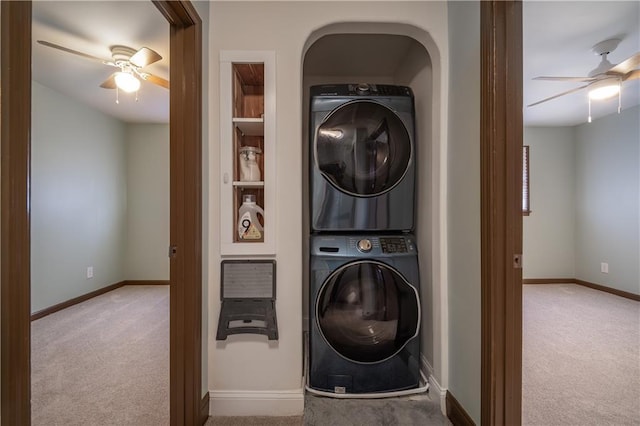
top-left (237, 194), bottom-right (264, 240)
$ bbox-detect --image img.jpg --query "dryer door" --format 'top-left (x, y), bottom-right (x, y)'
top-left (316, 260), bottom-right (420, 364)
top-left (315, 100), bottom-right (411, 197)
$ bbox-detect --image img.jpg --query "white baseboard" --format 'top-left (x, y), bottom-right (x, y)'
top-left (421, 355), bottom-right (447, 417)
top-left (209, 388), bottom-right (305, 417)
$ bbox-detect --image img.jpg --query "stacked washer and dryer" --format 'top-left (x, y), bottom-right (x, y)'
top-left (308, 84), bottom-right (424, 396)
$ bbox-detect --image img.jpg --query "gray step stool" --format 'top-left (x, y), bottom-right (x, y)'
top-left (216, 259), bottom-right (278, 340)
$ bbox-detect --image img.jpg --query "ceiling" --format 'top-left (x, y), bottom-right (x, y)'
top-left (32, 1), bottom-right (169, 124)
top-left (523, 1), bottom-right (640, 127)
top-left (32, 2), bottom-right (639, 127)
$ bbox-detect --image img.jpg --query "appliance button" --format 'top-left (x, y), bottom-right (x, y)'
top-left (356, 83), bottom-right (370, 95)
top-left (357, 239), bottom-right (373, 252)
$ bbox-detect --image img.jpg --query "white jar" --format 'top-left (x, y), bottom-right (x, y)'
top-left (239, 146), bottom-right (262, 182)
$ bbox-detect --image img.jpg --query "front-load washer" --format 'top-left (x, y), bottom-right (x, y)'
top-left (310, 84), bottom-right (416, 232)
top-left (308, 233), bottom-right (421, 394)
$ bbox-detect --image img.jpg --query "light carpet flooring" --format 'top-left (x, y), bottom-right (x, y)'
top-left (31, 285), bottom-right (170, 426)
top-left (32, 284), bottom-right (448, 425)
top-left (523, 284), bottom-right (640, 425)
top-left (34, 282), bottom-right (639, 425)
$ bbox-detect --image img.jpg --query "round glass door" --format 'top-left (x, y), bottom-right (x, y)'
top-left (316, 261), bottom-right (420, 364)
top-left (315, 101), bottom-right (411, 197)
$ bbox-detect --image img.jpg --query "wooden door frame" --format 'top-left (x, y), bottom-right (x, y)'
top-left (480, 1), bottom-right (523, 425)
top-left (3, 1), bottom-right (523, 425)
top-left (0, 1), bottom-right (203, 424)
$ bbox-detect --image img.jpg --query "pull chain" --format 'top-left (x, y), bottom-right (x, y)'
top-left (588, 97), bottom-right (592, 123)
top-left (618, 80), bottom-right (621, 114)
top-left (116, 87), bottom-right (120, 104)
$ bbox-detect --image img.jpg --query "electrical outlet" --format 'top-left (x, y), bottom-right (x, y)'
top-left (87, 266), bottom-right (94, 279)
top-left (600, 262), bottom-right (608, 274)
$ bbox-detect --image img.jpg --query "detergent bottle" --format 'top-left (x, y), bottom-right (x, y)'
top-left (237, 194), bottom-right (264, 240)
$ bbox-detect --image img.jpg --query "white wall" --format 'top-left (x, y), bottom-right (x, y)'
top-left (523, 127), bottom-right (576, 279)
top-left (394, 40), bottom-right (437, 383)
top-left (31, 81), bottom-right (127, 312)
top-left (208, 1), bottom-right (451, 416)
top-left (575, 106), bottom-right (640, 295)
top-left (125, 124), bottom-right (170, 280)
top-left (193, 0), bottom-right (212, 401)
top-left (446, 1), bottom-right (480, 422)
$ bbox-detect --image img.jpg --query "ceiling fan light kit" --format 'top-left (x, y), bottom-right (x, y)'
top-left (528, 37), bottom-right (639, 123)
top-left (37, 40), bottom-right (169, 104)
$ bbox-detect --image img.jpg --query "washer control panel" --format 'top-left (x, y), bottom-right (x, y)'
top-left (310, 84), bottom-right (413, 98)
top-left (311, 235), bottom-right (416, 257)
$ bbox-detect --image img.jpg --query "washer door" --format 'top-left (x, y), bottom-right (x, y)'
top-left (315, 101), bottom-right (411, 197)
top-left (316, 260), bottom-right (420, 364)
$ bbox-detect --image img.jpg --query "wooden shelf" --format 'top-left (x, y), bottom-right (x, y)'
top-left (220, 51), bottom-right (275, 256)
top-left (233, 118), bottom-right (264, 136)
top-left (232, 181), bottom-right (264, 187)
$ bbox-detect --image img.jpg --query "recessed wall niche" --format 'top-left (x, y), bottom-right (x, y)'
top-left (301, 30), bottom-right (436, 364)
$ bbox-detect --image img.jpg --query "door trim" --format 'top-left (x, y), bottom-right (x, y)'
top-left (153, 2), bottom-right (203, 424)
top-left (0, 2), bottom-right (32, 423)
top-left (480, 1), bottom-right (523, 425)
top-left (0, 1), bottom-right (203, 424)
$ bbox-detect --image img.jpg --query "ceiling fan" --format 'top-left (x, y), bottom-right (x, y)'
top-left (37, 40), bottom-right (169, 97)
top-left (528, 39), bottom-right (640, 120)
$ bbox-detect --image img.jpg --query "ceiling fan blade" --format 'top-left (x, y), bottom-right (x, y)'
top-left (624, 69), bottom-right (640, 81)
top-left (129, 47), bottom-right (162, 68)
top-left (143, 74), bottom-right (170, 90)
top-left (533, 76), bottom-right (595, 82)
top-left (99, 74), bottom-right (117, 89)
top-left (608, 52), bottom-right (640, 75)
top-left (527, 84), bottom-right (589, 107)
top-left (37, 40), bottom-right (110, 64)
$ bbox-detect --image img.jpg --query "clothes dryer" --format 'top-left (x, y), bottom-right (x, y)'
top-left (309, 234), bottom-right (421, 394)
top-left (310, 84), bottom-right (416, 232)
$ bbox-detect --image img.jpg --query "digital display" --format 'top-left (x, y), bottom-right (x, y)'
top-left (379, 238), bottom-right (408, 253)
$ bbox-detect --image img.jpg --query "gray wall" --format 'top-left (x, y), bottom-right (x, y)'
top-left (575, 106), bottom-right (640, 295)
top-left (31, 82), bottom-right (171, 313)
top-left (447, 1), bottom-right (481, 422)
top-left (31, 81), bottom-right (127, 312)
top-left (523, 127), bottom-right (576, 278)
top-left (125, 124), bottom-right (170, 280)
top-left (523, 106), bottom-right (639, 295)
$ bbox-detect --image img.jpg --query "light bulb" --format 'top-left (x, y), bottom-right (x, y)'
top-left (114, 71), bottom-right (141, 93)
top-left (588, 80), bottom-right (620, 100)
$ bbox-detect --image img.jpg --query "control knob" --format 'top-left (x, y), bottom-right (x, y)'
top-left (355, 83), bottom-right (370, 95)
top-left (357, 239), bottom-right (372, 252)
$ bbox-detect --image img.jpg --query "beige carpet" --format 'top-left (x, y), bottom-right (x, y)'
top-left (523, 284), bottom-right (640, 425)
top-left (32, 284), bottom-right (447, 426)
top-left (31, 285), bottom-right (170, 426)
